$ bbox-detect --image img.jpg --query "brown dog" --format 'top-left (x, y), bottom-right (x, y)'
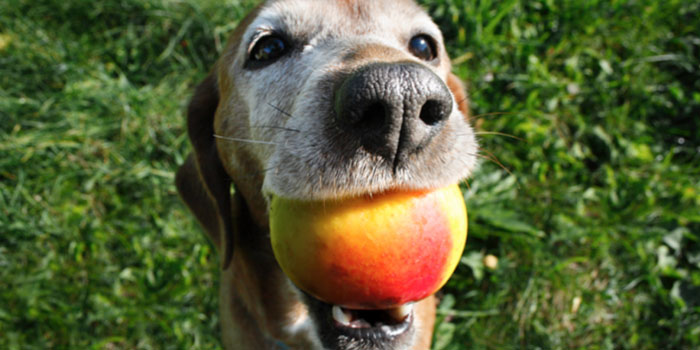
top-left (176, 1), bottom-right (478, 349)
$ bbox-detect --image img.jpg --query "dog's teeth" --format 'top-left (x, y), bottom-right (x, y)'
top-left (332, 305), bottom-right (352, 325)
top-left (389, 303), bottom-right (414, 321)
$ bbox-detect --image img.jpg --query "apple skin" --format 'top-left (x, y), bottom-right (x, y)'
top-left (269, 185), bottom-right (467, 310)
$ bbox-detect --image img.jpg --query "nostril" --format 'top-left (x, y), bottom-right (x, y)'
top-left (419, 100), bottom-right (447, 126)
top-left (355, 101), bottom-right (387, 130)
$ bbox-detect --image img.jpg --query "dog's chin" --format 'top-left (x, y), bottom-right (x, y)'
top-left (301, 292), bottom-right (416, 350)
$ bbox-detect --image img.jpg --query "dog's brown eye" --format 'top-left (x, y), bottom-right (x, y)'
top-left (408, 35), bottom-right (437, 62)
top-left (250, 35), bottom-right (288, 63)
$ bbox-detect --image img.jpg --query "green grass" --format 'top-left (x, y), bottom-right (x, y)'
top-left (1, 0), bottom-right (698, 349)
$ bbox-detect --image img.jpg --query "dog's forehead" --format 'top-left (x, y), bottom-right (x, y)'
top-left (248, 0), bottom-right (438, 44)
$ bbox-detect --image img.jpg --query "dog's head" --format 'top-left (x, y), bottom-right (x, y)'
top-left (177, 1), bottom-right (478, 349)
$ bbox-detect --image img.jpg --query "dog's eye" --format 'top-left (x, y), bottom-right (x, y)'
top-left (408, 35), bottom-right (437, 62)
top-left (249, 34), bottom-right (288, 64)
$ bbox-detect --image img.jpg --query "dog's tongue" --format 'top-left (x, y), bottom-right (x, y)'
top-left (269, 185), bottom-right (468, 310)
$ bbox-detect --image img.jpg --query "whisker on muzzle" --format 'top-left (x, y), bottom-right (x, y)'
top-left (213, 134), bottom-right (279, 145)
top-left (251, 125), bottom-right (302, 133)
top-left (239, 166), bottom-right (279, 180)
top-left (267, 102), bottom-right (294, 118)
top-left (470, 111), bottom-right (519, 119)
top-left (474, 131), bottom-right (524, 141)
top-left (477, 148), bottom-right (518, 185)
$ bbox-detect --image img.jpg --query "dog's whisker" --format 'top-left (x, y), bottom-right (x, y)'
top-left (478, 153), bottom-right (514, 179)
top-left (457, 96), bottom-right (469, 106)
top-left (474, 131), bottom-right (524, 141)
top-left (213, 134), bottom-right (279, 145)
top-left (267, 102), bottom-right (294, 118)
top-left (470, 111), bottom-right (518, 119)
top-left (250, 124), bottom-right (302, 133)
top-left (477, 148), bottom-right (519, 186)
top-left (240, 166), bottom-right (279, 179)
top-left (463, 179), bottom-right (471, 191)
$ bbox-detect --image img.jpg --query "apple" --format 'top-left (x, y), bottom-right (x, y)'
top-left (269, 185), bottom-right (468, 309)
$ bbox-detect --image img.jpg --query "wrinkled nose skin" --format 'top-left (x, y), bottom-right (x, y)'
top-left (334, 62), bottom-right (453, 171)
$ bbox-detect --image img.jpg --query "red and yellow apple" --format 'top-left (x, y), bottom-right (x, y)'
top-left (269, 185), bottom-right (468, 309)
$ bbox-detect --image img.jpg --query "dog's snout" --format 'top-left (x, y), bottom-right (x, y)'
top-left (334, 62), bottom-right (453, 169)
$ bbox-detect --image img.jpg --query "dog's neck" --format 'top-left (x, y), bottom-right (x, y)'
top-left (220, 193), bottom-right (320, 349)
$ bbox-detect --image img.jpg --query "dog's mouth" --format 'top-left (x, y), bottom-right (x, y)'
top-left (304, 294), bottom-right (415, 349)
top-left (330, 303), bottom-right (414, 336)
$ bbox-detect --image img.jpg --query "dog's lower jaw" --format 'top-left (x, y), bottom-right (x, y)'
top-left (314, 304), bottom-right (415, 350)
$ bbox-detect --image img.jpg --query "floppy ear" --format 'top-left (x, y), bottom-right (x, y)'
top-left (175, 72), bottom-right (236, 269)
top-left (447, 73), bottom-right (470, 119)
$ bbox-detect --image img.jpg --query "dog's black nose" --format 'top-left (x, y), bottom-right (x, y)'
top-left (335, 62), bottom-right (452, 170)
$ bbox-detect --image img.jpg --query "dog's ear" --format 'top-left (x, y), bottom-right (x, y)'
top-left (175, 72), bottom-right (236, 269)
top-left (447, 73), bottom-right (470, 119)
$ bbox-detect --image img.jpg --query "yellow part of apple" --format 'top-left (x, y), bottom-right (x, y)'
top-left (270, 185), bottom-right (467, 309)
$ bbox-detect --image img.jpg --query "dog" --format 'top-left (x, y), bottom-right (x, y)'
top-left (175, 1), bottom-right (478, 349)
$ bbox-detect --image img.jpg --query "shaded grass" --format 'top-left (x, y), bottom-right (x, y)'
top-left (1, 0), bottom-right (257, 347)
top-left (1, 0), bottom-right (699, 349)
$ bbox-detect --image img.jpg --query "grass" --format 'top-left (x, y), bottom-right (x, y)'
top-left (1, 0), bottom-right (698, 349)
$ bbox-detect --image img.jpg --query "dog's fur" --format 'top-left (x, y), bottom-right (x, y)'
top-left (176, 1), bottom-right (478, 349)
